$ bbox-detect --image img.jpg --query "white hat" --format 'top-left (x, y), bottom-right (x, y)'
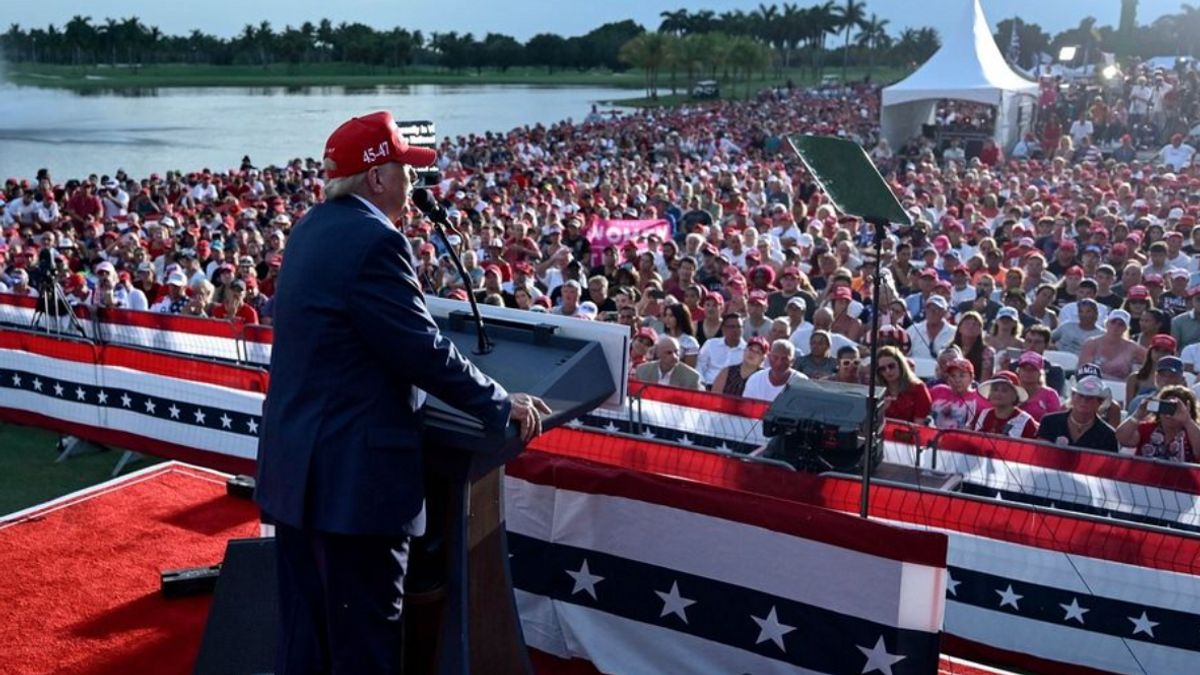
top-left (166, 271), bottom-right (188, 286)
top-left (925, 295), bottom-right (949, 310)
top-left (578, 301), bottom-right (598, 319)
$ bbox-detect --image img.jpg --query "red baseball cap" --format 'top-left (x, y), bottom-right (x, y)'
top-left (748, 290), bottom-right (768, 305)
top-left (323, 111), bottom-right (436, 179)
top-left (1128, 285), bottom-right (1150, 300)
top-left (831, 286), bottom-right (853, 301)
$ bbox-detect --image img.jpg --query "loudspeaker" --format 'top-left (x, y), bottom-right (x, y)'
top-left (193, 538), bottom-right (278, 675)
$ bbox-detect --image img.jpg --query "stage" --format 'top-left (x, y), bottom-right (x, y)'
top-left (0, 460), bottom-right (1007, 675)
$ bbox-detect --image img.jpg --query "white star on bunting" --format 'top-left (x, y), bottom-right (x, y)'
top-left (32, 378), bottom-right (42, 391)
top-left (677, 434), bottom-right (695, 446)
top-left (996, 584), bottom-right (1022, 609)
top-left (946, 573), bottom-right (960, 597)
top-left (247, 419), bottom-right (259, 434)
top-left (194, 409), bottom-right (206, 425)
top-left (144, 399), bottom-right (156, 414)
top-left (11, 373), bottom-right (20, 387)
top-left (53, 382), bottom-right (64, 397)
top-left (639, 428), bottom-right (657, 439)
top-left (96, 390), bottom-right (107, 405)
top-left (654, 581), bottom-right (696, 624)
top-left (1060, 598), bottom-right (1089, 624)
top-left (603, 421), bottom-right (620, 433)
top-left (751, 606), bottom-right (795, 651)
top-left (564, 418), bottom-right (584, 429)
top-left (566, 559), bottom-right (604, 600)
top-left (121, 393), bottom-right (132, 407)
top-left (857, 635), bottom-right (906, 675)
top-left (714, 441), bottom-right (732, 453)
top-left (1128, 611), bottom-right (1158, 637)
top-left (168, 404), bottom-right (180, 419)
top-left (220, 414), bottom-right (232, 429)
top-left (75, 386), bottom-right (86, 401)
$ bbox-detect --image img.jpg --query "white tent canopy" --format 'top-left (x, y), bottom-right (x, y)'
top-left (881, 0), bottom-right (1038, 150)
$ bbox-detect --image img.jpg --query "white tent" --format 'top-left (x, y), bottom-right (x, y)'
top-left (881, 0), bottom-right (1038, 150)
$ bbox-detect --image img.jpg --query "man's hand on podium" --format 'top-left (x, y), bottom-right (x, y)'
top-left (508, 393), bottom-right (552, 443)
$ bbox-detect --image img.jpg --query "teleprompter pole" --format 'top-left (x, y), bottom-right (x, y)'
top-left (860, 216), bottom-right (889, 519)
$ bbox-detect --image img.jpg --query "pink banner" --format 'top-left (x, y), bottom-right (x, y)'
top-left (585, 219), bottom-right (669, 267)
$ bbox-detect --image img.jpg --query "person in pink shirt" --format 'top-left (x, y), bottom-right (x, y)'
top-left (1014, 351), bottom-right (1062, 422)
top-left (929, 358), bottom-right (990, 430)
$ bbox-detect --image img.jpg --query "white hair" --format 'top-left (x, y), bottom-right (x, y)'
top-left (655, 335), bottom-right (681, 353)
top-left (323, 171), bottom-right (368, 201)
top-left (771, 338), bottom-right (795, 358)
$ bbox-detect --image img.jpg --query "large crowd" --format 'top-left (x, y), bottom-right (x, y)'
top-left (4, 59), bottom-right (1200, 463)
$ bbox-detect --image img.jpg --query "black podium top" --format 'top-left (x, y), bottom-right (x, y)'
top-left (423, 311), bottom-right (615, 478)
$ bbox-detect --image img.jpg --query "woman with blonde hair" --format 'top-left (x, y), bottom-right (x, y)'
top-left (1116, 385), bottom-right (1200, 463)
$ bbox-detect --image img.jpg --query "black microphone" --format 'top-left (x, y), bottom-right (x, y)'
top-left (411, 188), bottom-right (493, 355)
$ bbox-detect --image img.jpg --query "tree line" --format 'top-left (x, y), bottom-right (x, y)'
top-left (3, 2), bottom-right (1197, 87)
top-left (0, 4), bottom-right (934, 80)
top-left (996, 1), bottom-right (1200, 71)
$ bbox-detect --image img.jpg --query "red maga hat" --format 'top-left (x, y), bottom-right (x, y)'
top-left (323, 111), bottom-right (436, 179)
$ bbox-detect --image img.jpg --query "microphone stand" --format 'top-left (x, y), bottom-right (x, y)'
top-left (429, 220), bottom-right (493, 356)
top-left (860, 216), bottom-right (889, 519)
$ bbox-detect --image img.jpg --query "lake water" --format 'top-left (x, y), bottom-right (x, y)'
top-left (0, 84), bottom-right (631, 182)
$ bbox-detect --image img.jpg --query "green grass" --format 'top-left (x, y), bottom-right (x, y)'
top-left (4, 62), bottom-right (647, 90)
top-left (605, 65), bottom-right (911, 108)
top-left (0, 424), bottom-right (162, 516)
top-left (5, 62), bottom-right (912, 109)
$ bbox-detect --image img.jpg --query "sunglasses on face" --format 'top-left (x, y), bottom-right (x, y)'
top-left (840, 359), bottom-right (858, 368)
top-left (877, 362), bottom-right (899, 374)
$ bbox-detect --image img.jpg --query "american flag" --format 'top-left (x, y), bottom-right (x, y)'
top-left (2, 320), bottom-right (1200, 673)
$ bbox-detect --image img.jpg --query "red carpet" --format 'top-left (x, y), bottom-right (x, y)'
top-left (0, 461), bottom-right (1006, 675)
top-left (0, 463), bottom-right (260, 675)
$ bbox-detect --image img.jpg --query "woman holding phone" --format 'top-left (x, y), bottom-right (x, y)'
top-left (1115, 386), bottom-right (1200, 463)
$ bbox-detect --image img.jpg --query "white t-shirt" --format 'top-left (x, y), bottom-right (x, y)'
top-left (1181, 342), bottom-right (1200, 374)
top-left (1069, 120), bottom-right (1094, 145)
top-left (742, 369), bottom-right (807, 402)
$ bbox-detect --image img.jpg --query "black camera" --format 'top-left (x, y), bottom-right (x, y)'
top-left (29, 247), bottom-right (66, 288)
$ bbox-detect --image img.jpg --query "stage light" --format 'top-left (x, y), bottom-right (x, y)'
top-left (1058, 46), bottom-right (1078, 62)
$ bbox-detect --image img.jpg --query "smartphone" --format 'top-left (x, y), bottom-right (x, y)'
top-left (1148, 399), bottom-right (1178, 417)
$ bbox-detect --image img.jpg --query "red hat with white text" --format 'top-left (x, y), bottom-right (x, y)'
top-left (323, 111), bottom-right (436, 179)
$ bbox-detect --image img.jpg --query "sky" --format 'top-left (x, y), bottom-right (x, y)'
top-left (11, 1), bottom-right (1186, 43)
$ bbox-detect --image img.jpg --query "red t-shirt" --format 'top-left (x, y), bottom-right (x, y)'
top-left (885, 383), bottom-right (933, 422)
top-left (212, 303), bottom-right (259, 324)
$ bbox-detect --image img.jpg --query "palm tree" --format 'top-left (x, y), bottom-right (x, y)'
top-left (63, 15), bottom-right (95, 66)
top-left (659, 9), bottom-right (690, 36)
top-left (855, 13), bottom-right (890, 78)
top-left (727, 36), bottom-right (770, 96)
top-left (676, 34), bottom-right (708, 89)
top-left (808, 1), bottom-right (840, 77)
top-left (837, 0), bottom-right (868, 81)
top-left (619, 32), bottom-right (672, 98)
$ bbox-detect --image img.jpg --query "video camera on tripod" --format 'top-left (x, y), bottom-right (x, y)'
top-left (28, 246), bottom-right (86, 337)
top-left (29, 247), bottom-right (68, 289)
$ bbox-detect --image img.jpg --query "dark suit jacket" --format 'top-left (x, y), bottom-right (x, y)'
top-left (256, 196), bottom-right (510, 537)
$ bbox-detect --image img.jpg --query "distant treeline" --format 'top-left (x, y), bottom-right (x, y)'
top-left (1, 2), bottom-right (1195, 77)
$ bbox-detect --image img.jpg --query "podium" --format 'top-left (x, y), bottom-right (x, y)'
top-left (408, 311), bottom-right (616, 674)
top-left (194, 309), bottom-right (618, 675)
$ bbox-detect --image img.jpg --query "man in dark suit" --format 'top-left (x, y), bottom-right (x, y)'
top-left (256, 111), bottom-right (549, 674)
